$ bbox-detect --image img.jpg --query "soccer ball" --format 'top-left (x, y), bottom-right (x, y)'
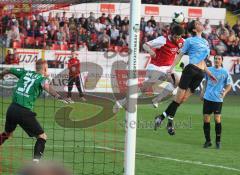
top-left (172, 11), bottom-right (185, 24)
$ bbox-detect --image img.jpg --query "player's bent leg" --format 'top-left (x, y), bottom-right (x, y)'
top-left (203, 114), bottom-right (212, 148)
top-left (156, 88), bottom-right (186, 135)
top-left (152, 82), bottom-right (175, 108)
top-left (33, 133), bottom-right (47, 163)
top-left (214, 115), bottom-right (222, 149)
top-left (180, 89), bottom-right (193, 104)
top-left (174, 88), bottom-right (187, 104)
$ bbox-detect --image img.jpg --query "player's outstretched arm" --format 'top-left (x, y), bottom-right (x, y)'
top-left (169, 52), bottom-right (184, 72)
top-left (142, 43), bottom-right (156, 57)
top-left (42, 81), bottom-right (74, 104)
top-left (0, 69), bottom-right (10, 79)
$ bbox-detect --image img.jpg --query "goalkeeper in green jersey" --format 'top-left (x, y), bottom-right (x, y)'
top-left (0, 59), bottom-right (73, 163)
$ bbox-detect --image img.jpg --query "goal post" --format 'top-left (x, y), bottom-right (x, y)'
top-left (124, 0), bottom-right (141, 175)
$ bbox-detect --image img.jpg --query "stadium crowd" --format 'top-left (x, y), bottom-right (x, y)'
top-left (0, 1), bottom-right (240, 63)
top-left (141, 0), bottom-right (240, 10)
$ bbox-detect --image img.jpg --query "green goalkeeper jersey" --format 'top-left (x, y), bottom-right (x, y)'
top-left (10, 68), bottom-right (47, 110)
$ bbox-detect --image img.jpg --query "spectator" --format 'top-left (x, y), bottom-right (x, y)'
top-left (121, 17), bottom-right (129, 26)
top-left (145, 22), bottom-right (154, 38)
top-left (140, 17), bottom-right (147, 31)
top-left (147, 16), bottom-right (157, 28)
top-left (59, 11), bottom-right (68, 27)
top-left (233, 59), bottom-right (240, 74)
top-left (39, 22), bottom-right (47, 36)
top-left (88, 12), bottom-right (96, 22)
top-left (114, 15), bottom-right (122, 27)
top-left (79, 16), bottom-right (87, 28)
top-left (47, 29), bottom-right (56, 46)
top-left (12, 48), bottom-right (20, 65)
top-left (208, 28), bottom-right (219, 49)
top-left (86, 31), bottom-right (97, 51)
top-left (56, 27), bottom-right (66, 45)
top-left (233, 19), bottom-right (240, 35)
top-left (106, 14), bottom-right (114, 25)
top-left (5, 49), bottom-right (12, 64)
top-left (217, 21), bottom-right (229, 37)
top-left (203, 19), bottom-right (212, 35)
top-left (1, 4), bottom-right (239, 57)
top-left (99, 13), bottom-right (107, 24)
top-left (98, 29), bottom-right (110, 51)
top-left (94, 19), bottom-right (106, 34)
top-left (77, 27), bottom-right (87, 45)
top-left (86, 20), bottom-right (96, 33)
top-left (116, 33), bottom-right (128, 47)
top-left (6, 25), bottom-right (20, 47)
top-left (110, 25), bottom-right (120, 44)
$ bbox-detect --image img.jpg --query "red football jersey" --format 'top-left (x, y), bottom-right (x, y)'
top-left (146, 35), bottom-right (184, 67)
top-left (68, 57), bottom-right (80, 77)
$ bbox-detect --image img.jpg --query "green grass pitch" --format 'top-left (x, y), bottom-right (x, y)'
top-left (0, 95), bottom-right (239, 175)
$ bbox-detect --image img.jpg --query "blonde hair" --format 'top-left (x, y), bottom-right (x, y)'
top-left (36, 59), bottom-right (47, 72)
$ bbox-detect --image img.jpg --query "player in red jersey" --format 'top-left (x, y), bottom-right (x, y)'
top-left (142, 25), bottom-right (184, 107)
top-left (113, 25), bottom-right (185, 113)
top-left (67, 51), bottom-right (86, 101)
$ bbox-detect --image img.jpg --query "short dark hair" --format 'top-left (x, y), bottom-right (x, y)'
top-left (171, 25), bottom-right (185, 36)
top-left (214, 55), bottom-right (224, 61)
top-left (188, 20), bottom-right (197, 36)
top-left (214, 55), bottom-right (224, 67)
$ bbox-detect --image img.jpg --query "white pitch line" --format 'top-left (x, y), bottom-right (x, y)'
top-left (7, 144), bottom-right (240, 173)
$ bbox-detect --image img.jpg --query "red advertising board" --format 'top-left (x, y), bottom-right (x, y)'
top-left (188, 8), bottom-right (202, 17)
top-left (145, 6), bottom-right (159, 15)
top-left (100, 4), bottom-right (115, 13)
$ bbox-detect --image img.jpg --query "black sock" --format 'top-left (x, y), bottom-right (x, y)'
top-left (0, 132), bottom-right (9, 145)
top-left (160, 112), bottom-right (167, 120)
top-left (34, 138), bottom-right (46, 159)
top-left (165, 101), bottom-right (180, 117)
top-left (203, 122), bottom-right (211, 142)
top-left (215, 123), bottom-right (222, 143)
top-left (167, 118), bottom-right (174, 127)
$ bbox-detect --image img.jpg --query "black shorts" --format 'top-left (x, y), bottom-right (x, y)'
top-left (5, 103), bottom-right (44, 137)
top-left (203, 99), bottom-right (223, 115)
top-left (179, 64), bottom-right (205, 93)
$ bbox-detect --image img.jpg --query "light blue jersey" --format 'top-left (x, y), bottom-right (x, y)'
top-left (204, 67), bottom-right (231, 102)
top-left (181, 36), bottom-right (210, 64)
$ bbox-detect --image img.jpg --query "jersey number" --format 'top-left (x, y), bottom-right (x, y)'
top-left (17, 77), bottom-right (36, 94)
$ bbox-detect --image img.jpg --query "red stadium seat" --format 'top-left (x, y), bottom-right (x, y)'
top-left (26, 37), bottom-right (35, 45)
top-left (13, 41), bottom-right (22, 48)
top-left (36, 37), bottom-right (43, 43)
top-left (114, 46), bottom-right (122, 52)
top-left (60, 44), bottom-right (68, 50)
top-left (51, 44), bottom-right (61, 50)
top-left (20, 35), bottom-right (25, 43)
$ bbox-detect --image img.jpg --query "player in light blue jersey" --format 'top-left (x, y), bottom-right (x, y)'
top-left (154, 20), bottom-right (217, 135)
top-left (201, 55), bottom-right (232, 149)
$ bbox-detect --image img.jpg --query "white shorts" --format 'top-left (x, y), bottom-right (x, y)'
top-left (145, 64), bottom-right (171, 82)
top-left (146, 64), bottom-right (171, 74)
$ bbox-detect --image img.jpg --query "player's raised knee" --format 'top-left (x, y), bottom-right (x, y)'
top-left (38, 133), bottom-right (47, 140)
